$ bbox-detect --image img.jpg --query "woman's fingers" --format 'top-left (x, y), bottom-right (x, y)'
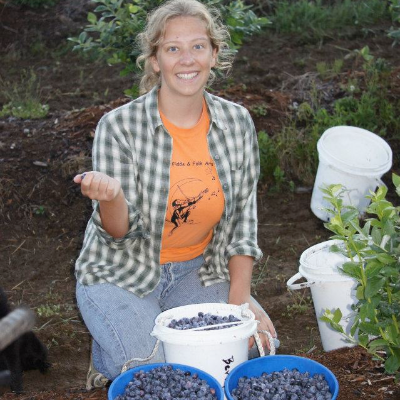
top-left (247, 299), bottom-right (277, 351)
top-left (73, 172), bottom-right (121, 201)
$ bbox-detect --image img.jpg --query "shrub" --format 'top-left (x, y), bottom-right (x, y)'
top-left (269, 0), bottom-right (390, 42)
top-left (69, 0), bottom-right (270, 86)
top-left (388, 0), bottom-right (400, 44)
top-left (258, 48), bottom-right (400, 188)
top-left (0, 70), bottom-right (49, 120)
top-left (10, 0), bottom-right (57, 8)
top-left (321, 179), bottom-right (400, 375)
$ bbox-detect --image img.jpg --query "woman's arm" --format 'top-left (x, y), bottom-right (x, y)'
top-left (74, 172), bottom-right (129, 238)
top-left (228, 254), bottom-right (276, 350)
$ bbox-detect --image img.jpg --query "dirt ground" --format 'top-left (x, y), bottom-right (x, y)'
top-left (0, 1), bottom-right (399, 399)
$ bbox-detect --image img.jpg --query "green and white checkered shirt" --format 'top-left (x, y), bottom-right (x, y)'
top-left (75, 86), bottom-right (263, 297)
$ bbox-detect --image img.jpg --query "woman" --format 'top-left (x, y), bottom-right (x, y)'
top-left (74, 0), bottom-right (277, 389)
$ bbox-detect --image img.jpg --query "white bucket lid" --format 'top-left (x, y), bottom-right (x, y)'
top-left (317, 126), bottom-right (392, 177)
top-left (299, 240), bottom-right (355, 282)
top-left (152, 303), bottom-right (258, 345)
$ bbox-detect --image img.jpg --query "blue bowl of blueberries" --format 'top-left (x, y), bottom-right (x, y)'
top-left (224, 355), bottom-right (339, 400)
top-left (108, 362), bottom-right (224, 400)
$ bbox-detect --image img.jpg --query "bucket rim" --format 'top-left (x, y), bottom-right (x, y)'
top-left (108, 363), bottom-right (224, 400)
top-left (152, 303), bottom-right (258, 344)
top-left (299, 240), bottom-right (356, 282)
top-left (224, 355), bottom-right (339, 400)
top-left (317, 125), bottom-right (392, 176)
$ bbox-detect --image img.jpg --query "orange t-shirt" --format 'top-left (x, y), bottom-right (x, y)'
top-left (159, 100), bottom-right (224, 264)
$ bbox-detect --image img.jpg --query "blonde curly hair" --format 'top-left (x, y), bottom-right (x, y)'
top-left (136, 0), bottom-right (233, 94)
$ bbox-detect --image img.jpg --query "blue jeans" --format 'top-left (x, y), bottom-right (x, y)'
top-left (76, 255), bottom-right (231, 379)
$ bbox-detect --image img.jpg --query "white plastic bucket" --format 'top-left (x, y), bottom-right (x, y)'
top-left (311, 126), bottom-right (392, 221)
top-left (151, 303), bottom-right (258, 388)
top-left (287, 240), bottom-right (358, 352)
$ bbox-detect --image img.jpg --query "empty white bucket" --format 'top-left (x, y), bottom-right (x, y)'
top-left (287, 240), bottom-right (358, 352)
top-left (151, 303), bottom-right (258, 388)
top-left (311, 126), bottom-right (392, 221)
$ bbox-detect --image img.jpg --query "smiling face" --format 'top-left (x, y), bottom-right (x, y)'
top-left (151, 16), bottom-right (217, 101)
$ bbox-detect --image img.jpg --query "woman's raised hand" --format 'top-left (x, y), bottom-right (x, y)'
top-left (73, 172), bottom-right (122, 202)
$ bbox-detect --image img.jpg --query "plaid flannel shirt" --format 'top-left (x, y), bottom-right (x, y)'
top-left (75, 86), bottom-right (263, 297)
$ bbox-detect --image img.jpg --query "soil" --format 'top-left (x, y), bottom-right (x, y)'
top-left (0, 1), bottom-right (399, 399)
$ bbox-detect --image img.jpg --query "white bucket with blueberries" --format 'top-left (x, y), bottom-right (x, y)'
top-left (151, 303), bottom-right (270, 388)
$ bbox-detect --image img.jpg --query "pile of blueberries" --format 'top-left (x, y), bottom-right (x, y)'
top-left (167, 312), bottom-right (242, 330)
top-left (231, 368), bottom-right (333, 400)
top-left (115, 365), bottom-right (218, 400)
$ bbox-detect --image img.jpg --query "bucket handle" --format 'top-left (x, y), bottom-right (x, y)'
top-left (121, 339), bottom-right (161, 373)
top-left (254, 330), bottom-right (276, 356)
top-left (376, 178), bottom-right (387, 189)
top-left (287, 272), bottom-right (315, 290)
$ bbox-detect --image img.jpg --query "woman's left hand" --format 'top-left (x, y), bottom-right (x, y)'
top-left (247, 298), bottom-right (276, 351)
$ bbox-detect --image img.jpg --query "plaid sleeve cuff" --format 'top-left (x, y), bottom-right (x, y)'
top-left (91, 200), bottom-right (144, 250)
top-left (225, 240), bottom-right (263, 262)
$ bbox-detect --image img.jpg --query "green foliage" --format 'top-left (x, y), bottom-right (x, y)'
top-left (388, 0), bottom-right (400, 45)
top-left (69, 0), bottom-right (270, 81)
top-left (250, 103), bottom-right (268, 117)
top-left (258, 48), bottom-right (400, 189)
top-left (321, 179), bottom-right (400, 374)
top-left (258, 119), bottom-right (320, 187)
top-left (258, 130), bottom-right (278, 182)
top-left (316, 59), bottom-right (343, 80)
top-left (269, 0), bottom-right (390, 42)
top-left (0, 70), bottom-right (49, 120)
top-left (37, 304), bottom-right (61, 317)
top-left (11, 0), bottom-right (57, 8)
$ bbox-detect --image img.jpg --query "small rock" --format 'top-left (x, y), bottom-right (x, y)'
top-left (33, 161), bottom-right (48, 167)
top-left (295, 186), bottom-right (313, 194)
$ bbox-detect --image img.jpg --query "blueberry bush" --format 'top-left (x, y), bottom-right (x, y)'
top-left (69, 0), bottom-right (270, 95)
top-left (321, 175), bottom-right (400, 375)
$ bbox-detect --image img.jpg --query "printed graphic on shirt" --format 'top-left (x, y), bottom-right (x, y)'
top-left (167, 178), bottom-right (209, 236)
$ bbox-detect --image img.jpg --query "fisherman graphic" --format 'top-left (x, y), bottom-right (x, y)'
top-left (167, 178), bottom-right (209, 236)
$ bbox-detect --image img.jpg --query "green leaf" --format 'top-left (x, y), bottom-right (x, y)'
top-left (341, 262), bottom-right (362, 280)
top-left (87, 12), bottom-right (97, 24)
top-left (365, 276), bottom-right (386, 298)
top-left (342, 209), bottom-right (359, 223)
top-left (358, 333), bottom-right (369, 347)
top-left (356, 285), bottom-right (364, 300)
top-left (375, 185), bottom-right (388, 201)
top-left (384, 353), bottom-right (400, 374)
top-left (359, 321), bottom-right (380, 336)
top-left (381, 266), bottom-right (399, 277)
top-left (359, 302), bottom-right (376, 321)
top-left (371, 226), bottom-right (382, 245)
top-left (385, 324), bottom-right (399, 344)
top-left (333, 308), bottom-right (342, 324)
top-left (365, 260), bottom-right (383, 277)
top-left (78, 31), bottom-right (88, 43)
top-left (383, 220), bottom-right (396, 237)
top-left (329, 244), bottom-right (342, 253)
top-left (393, 173), bottom-right (400, 188)
top-left (368, 338), bottom-right (387, 349)
top-left (376, 253), bottom-right (394, 264)
top-left (128, 4), bottom-right (140, 13)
